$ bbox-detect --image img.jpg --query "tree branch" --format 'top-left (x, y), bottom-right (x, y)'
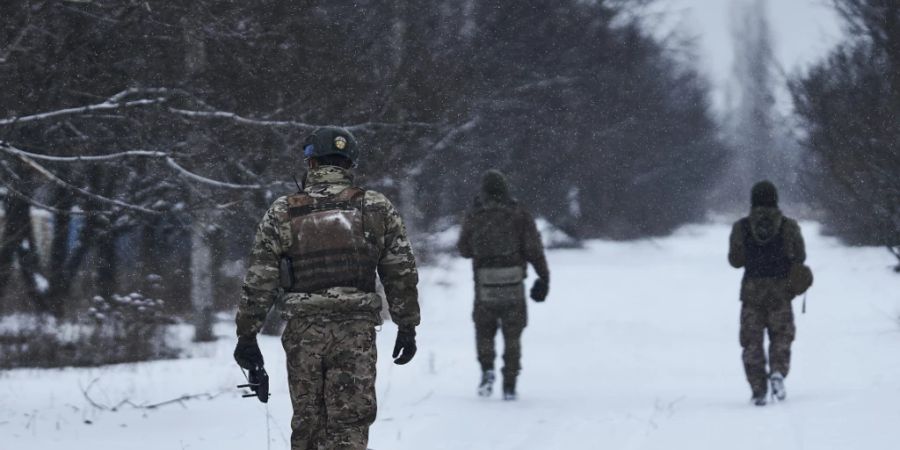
top-left (0, 96), bottom-right (167, 126)
top-left (165, 157), bottom-right (264, 190)
top-left (167, 107), bottom-right (434, 131)
top-left (10, 151), bottom-right (162, 215)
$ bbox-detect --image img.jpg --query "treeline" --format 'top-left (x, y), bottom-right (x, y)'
top-left (0, 0), bottom-right (723, 318)
top-left (790, 0), bottom-right (899, 265)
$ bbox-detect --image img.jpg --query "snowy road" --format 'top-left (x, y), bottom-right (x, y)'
top-left (1, 223), bottom-right (898, 449)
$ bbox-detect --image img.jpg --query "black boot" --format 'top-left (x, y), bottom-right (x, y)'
top-left (502, 378), bottom-right (517, 401)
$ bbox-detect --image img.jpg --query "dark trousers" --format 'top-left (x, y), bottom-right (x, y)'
top-left (474, 300), bottom-right (527, 382)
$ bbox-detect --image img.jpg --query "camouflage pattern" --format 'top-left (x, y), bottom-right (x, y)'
top-left (236, 165), bottom-right (420, 338)
top-left (282, 318), bottom-right (376, 450)
top-left (458, 174), bottom-right (548, 387)
top-left (235, 165), bottom-right (420, 449)
top-left (739, 281), bottom-right (796, 396)
top-left (728, 206), bottom-right (806, 397)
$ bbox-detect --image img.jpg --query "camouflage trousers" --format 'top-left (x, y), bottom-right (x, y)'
top-left (739, 278), bottom-right (796, 396)
top-left (473, 287), bottom-right (527, 383)
top-left (281, 319), bottom-right (377, 450)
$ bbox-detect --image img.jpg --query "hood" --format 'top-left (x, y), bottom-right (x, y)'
top-left (751, 181), bottom-right (778, 208)
top-left (748, 206), bottom-right (783, 244)
top-left (479, 170), bottom-right (512, 204)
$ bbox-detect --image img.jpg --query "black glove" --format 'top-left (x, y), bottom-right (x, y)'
top-left (234, 336), bottom-right (264, 370)
top-left (530, 278), bottom-right (549, 302)
top-left (392, 326), bottom-right (417, 365)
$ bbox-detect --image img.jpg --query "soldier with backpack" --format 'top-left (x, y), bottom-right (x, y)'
top-left (457, 170), bottom-right (550, 400)
top-left (729, 181), bottom-right (811, 406)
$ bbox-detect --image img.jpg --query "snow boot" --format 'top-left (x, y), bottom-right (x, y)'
top-left (770, 372), bottom-right (786, 401)
top-left (478, 370), bottom-right (495, 397)
top-left (502, 379), bottom-right (517, 401)
top-left (751, 395), bottom-right (767, 406)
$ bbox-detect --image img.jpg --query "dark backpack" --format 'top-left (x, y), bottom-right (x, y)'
top-left (469, 205), bottom-right (521, 265)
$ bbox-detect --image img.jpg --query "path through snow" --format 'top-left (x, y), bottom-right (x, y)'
top-left (1, 223), bottom-right (897, 449)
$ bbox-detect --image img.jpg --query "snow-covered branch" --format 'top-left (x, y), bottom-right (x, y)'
top-left (0, 142), bottom-right (268, 192)
top-left (168, 107), bottom-right (434, 131)
top-left (165, 157), bottom-right (264, 190)
top-left (0, 142), bottom-right (167, 162)
top-left (0, 93), bottom-right (167, 126)
top-left (11, 151), bottom-right (162, 215)
top-left (0, 180), bottom-right (96, 216)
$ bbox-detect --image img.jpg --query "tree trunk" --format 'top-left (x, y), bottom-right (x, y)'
top-left (183, 8), bottom-right (216, 342)
top-left (190, 218), bottom-right (215, 341)
top-left (0, 192), bottom-right (47, 312)
top-left (46, 186), bottom-right (73, 317)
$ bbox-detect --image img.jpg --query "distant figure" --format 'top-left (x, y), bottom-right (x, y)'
top-left (728, 181), bottom-right (806, 406)
top-left (233, 126), bottom-right (420, 449)
top-left (457, 170), bottom-right (550, 400)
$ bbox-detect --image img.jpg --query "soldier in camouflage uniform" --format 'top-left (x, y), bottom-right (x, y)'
top-left (233, 126), bottom-right (420, 450)
top-left (457, 170), bottom-right (549, 401)
top-left (728, 181), bottom-right (806, 406)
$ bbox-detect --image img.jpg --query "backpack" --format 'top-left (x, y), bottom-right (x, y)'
top-left (787, 263), bottom-right (813, 297)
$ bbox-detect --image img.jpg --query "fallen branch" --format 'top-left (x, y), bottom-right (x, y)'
top-left (81, 377), bottom-right (225, 412)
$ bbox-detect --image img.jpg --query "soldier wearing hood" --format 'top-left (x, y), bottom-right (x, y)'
top-left (457, 170), bottom-right (550, 400)
top-left (729, 181), bottom-right (806, 406)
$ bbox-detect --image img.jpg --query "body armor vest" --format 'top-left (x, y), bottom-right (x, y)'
top-left (285, 187), bottom-right (377, 293)
top-left (470, 205), bottom-right (522, 268)
top-left (742, 219), bottom-right (790, 279)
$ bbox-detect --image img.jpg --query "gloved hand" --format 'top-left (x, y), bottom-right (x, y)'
top-left (530, 278), bottom-right (549, 302)
top-left (234, 336), bottom-right (264, 370)
top-left (392, 326), bottom-right (417, 365)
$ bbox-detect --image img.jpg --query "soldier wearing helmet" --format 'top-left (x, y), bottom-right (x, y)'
top-left (234, 126), bottom-right (420, 449)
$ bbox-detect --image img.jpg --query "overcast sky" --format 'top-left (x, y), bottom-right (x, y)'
top-left (646, 0), bottom-right (846, 114)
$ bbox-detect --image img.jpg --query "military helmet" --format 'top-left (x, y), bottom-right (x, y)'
top-left (303, 126), bottom-right (359, 164)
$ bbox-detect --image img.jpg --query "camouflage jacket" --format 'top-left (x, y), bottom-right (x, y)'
top-left (728, 206), bottom-right (806, 277)
top-left (236, 166), bottom-right (420, 338)
top-left (457, 197), bottom-right (550, 282)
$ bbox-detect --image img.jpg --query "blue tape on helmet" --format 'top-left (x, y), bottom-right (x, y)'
top-left (303, 144), bottom-right (315, 158)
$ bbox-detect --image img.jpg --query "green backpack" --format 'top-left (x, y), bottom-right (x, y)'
top-left (787, 263), bottom-right (813, 297)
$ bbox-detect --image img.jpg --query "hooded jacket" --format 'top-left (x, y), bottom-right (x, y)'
top-left (729, 206), bottom-right (806, 279)
top-left (457, 171), bottom-right (550, 282)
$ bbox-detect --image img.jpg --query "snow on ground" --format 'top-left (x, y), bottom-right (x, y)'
top-left (1, 222), bottom-right (898, 449)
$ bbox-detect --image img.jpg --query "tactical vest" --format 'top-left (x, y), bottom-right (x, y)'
top-left (742, 219), bottom-right (790, 278)
top-left (284, 187), bottom-right (378, 293)
top-left (469, 205), bottom-right (522, 268)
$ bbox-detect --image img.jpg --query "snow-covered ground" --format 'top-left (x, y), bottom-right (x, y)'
top-left (1, 223), bottom-right (898, 449)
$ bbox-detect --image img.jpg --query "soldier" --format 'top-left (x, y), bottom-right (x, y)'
top-left (728, 180), bottom-right (806, 406)
top-left (457, 170), bottom-right (550, 401)
top-left (233, 126), bottom-right (420, 450)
